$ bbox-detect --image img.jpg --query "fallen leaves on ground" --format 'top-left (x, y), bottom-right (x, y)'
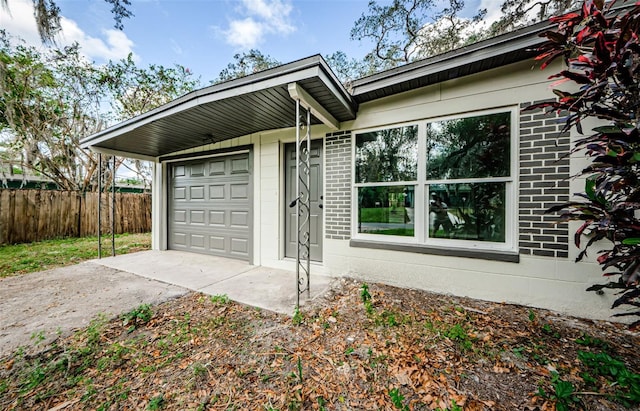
top-left (1, 279), bottom-right (638, 410)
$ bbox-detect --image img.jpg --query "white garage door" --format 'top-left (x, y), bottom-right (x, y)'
top-left (168, 153), bottom-right (252, 261)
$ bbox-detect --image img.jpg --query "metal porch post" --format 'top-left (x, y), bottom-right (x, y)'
top-left (97, 153), bottom-right (102, 259)
top-left (295, 100), bottom-right (312, 309)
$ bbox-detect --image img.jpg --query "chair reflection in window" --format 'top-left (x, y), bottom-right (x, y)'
top-left (429, 193), bottom-right (461, 238)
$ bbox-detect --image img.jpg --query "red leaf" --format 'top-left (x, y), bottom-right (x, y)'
top-left (576, 27), bottom-right (592, 43)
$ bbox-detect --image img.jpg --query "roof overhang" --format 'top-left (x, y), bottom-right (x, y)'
top-left (350, 19), bottom-right (554, 104)
top-left (80, 55), bottom-right (357, 160)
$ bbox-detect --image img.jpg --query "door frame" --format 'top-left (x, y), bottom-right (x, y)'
top-left (281, 138), bottom-right (324, 263)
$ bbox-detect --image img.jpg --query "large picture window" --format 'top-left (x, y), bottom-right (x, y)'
top-left (355, 125), bottom-right (418, 238)
top-left (353, 110), bottom-right (514, 249)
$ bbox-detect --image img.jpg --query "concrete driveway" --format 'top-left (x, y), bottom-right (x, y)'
top-left (0, 250), bottom-right (333, 357)
top-left (94, 250), bottom-right (333, 314)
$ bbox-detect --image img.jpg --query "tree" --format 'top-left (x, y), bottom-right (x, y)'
top-left (528, 0), bottom-right (640, 327)
top-left (348, 0), bottom-right (584, 74)
top-left (0, 0), bottom-right (133, 44)
top-left (214, 49), bottom-right (281, 84)
top-left (350, 0), bottom-right (486, 70)
top-left (102, 54), bottom-right (200, 120)
top-left (0, 31), bottom-right (199, 191)
top-left (100, 54), bottom-right (200, 186)
top-left (0, 32), bottom-right (108, 190)
top-left (324, 50), bottom-right (381, 89)
top-left (489, 0), bottom-right (581, 35)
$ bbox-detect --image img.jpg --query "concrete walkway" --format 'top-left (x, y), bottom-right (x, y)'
top-left (93, 250), bottom-right (334, 315)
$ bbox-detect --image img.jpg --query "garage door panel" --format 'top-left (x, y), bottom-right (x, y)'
top-left (209, 160), bottom-right (226, 175)
top-left (209, 236), bottom-right (226, 253)
top-left (168, 152), bottom-right (251, 261)
top-left (190, 210), bottom-right (206, 224)
top-left (209, 210), bottom-right (226, 225)
top-left (174, 165), bottom-right (186, 177)
top-left (230, 210), bottom-right (249, 228)
top-left (230, 237), bottom-right (249, 256)
top-left (190, 234), bottom-right (205, 248)
top-left (231, 157), bottom-right (250, 174)
top-left (190, 163), bottom-right (205, 177)
top-left (174, 187), bottom-right (187, 199)
top-left (173, 209), bottom-right (187, 223)
top-left (230, 183), bottom-right (249, 199)
top-left (209, 184), bottom-right (225, 199)
top-left (189, 186), bottom-right (205, 200)
top-left (173, 232), bottom-right (187, 246)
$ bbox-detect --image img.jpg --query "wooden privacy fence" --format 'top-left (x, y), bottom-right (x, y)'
top-left (0, 189), bottom-right (152, 245)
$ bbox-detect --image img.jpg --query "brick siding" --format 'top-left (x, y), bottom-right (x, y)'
top-left (519, 101), bottom-right (570, 258)
top-left (324, 131), bottom-right (352, 240)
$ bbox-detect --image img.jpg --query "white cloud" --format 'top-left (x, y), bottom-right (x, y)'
top-left (220, 0), bottom-right (295, 49)
top-left (479, 0), bottom-right (506, 25)
top-left (241, 0), bottom-right (294, 34)
top-left (2, 0), bottom-right (137, 62)
top-left (225, 18), bottom-right (266, 49)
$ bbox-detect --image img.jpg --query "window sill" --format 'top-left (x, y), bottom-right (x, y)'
top-left (349, 239), bottom-right (520, 263)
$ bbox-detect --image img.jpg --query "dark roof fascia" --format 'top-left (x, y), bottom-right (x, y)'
top-left (80, 55), bottom-right (356, 150)
top-left (349, 20), bottom-right (555, 103)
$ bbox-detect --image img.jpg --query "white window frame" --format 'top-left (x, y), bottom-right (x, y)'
top-left (351, 107), bottom-right (518, 252)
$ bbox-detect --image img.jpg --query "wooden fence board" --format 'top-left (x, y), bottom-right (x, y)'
top-left (0, 189), bottom-right (152, 245)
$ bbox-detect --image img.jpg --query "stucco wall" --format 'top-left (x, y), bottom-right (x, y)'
top-left (151, 59), bottom-right (618, 321)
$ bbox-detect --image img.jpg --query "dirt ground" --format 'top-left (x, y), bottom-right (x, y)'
top-left (1, 276), bottom-right (639, 410)
top-left (0, 261), bottom-right (187, 357)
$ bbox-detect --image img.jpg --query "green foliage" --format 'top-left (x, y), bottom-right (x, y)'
top-left (316, 395), bottom-right (327, 410)
top-left (531, 0), bottom-right (640, 327)
top-left (578, 351), bottom-right (640, 406)
top-left (435, 399), bottom-right (463, 411)
top-left (0, 31), bottom-right (197, 191)
top-left (103, 53), bottom-right (199, 120)
top-left (360, 283), bottom-right (371, 302)
top-left (292, 308), bottom-right (303, 325)
top-left (296, 356), bottom-right (303, 384)
top-left (215, 49), bottom-right (280, 83)
top-left (350, 0), bottom-right (486, 69)
top-left (209, 294), bottom-right (230, 305)
top-left (575, 333), bottom-right (609, 350)
top-left (537, 372), bottom-right (580, 411)
top-left (388, 387), bottom-right (409, 410)
top-left (30, 330), bottom-right (46, 346)
top-left (121, 304), bottom-right (153, 332)
top-left (148, 394), bottom-right (165, 410)
top-left (442, 323), bottom-right (473, 351)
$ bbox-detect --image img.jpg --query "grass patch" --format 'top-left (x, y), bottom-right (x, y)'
top-left (0, 233), bottom-right (151, 277)
top-left (360, 207), bottom-right (407, 224)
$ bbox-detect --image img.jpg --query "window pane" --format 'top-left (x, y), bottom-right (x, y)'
top-left (356, 125), bottom-right (418, 183)
top-left (427, 112), bottom-right (510, 180)
top-left (358, 186), bottom-right (415, 236)
top-left (429, 183), bottom-right (505, 242)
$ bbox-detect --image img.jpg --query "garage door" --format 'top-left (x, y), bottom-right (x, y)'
top-left (168, 153), bottom-right (252, 261)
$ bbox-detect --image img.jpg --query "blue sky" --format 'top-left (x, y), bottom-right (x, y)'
top-left (2, 0), bottom-right (501, 83)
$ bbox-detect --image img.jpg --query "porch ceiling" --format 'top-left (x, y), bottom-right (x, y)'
top-left (80, 55), bottom-right (357, 160)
